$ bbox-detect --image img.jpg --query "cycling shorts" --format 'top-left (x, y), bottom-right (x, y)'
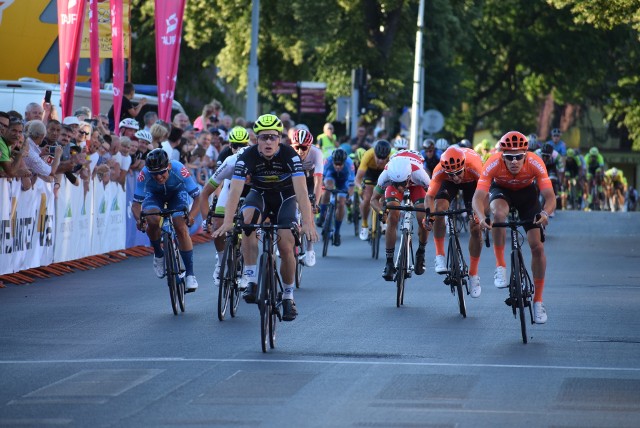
top-left (142, 190), bottom-right (190, 216)
top-left (241, 187), bottom-right (298, 226)
top-left (488, 183), bottom-right (541, 232)
top-left (434, 180), bottom-right (477, 209)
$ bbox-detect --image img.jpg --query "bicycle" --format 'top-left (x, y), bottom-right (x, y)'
top-left (140, 208), bottom-right (188, 316)
top-left (294, 194), bottom-right (314, 289)
top-left (240, 218), bottom-right (300, 352)
top-left (320, 188), bottom-right (343, 257)
top-left (351, 188), bottom-right (361, 237)
top-left (430, 207), bottom-right (472, 318)
top-left (449, 191), bottom-right (469, 235)
top-left (370, 209), bottom-right (382, 260)
top-left (385, 191), bottom-right (422, 307)
top-left (216, 206), bottom-right (244, 321)
top-left (491, 208), bottom-right (543, 344)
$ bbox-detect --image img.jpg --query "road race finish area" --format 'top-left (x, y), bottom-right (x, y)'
top-left (1, 211), bottom-right (639, 427)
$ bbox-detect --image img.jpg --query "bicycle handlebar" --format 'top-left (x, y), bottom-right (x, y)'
top-left (385, 205), bottom-right (431, 214)
top-left (140, 208), bottom-right (188, 219)
top-left (428, 207), bottom-right (472, 217)
top-left (491, 216), bottom-right (546, 243)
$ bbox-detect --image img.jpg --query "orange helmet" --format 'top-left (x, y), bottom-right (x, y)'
top-left (499, 131), bottom-right (528, 151)
top-left (292, 128), bottom-right (313, 146)
top-left (440, 146), bottom-right (466, 172)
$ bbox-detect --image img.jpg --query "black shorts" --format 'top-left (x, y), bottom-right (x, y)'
top-left (363, 169), bottom-right (383, 186)
top-left (488, 183), bottom-right (541, 232)
top-left (435, 180), bottom-right (477, 209)
top-left (241, 187), bottom-right (298, 226)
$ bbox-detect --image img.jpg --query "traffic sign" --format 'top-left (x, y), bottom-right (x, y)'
top-left (271, 81), bottom-right (297, 95)
top-left (422, 109), bottom-right (445, 133)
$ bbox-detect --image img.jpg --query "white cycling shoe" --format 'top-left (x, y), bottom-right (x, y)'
top-left (185, 275), bottom-right (198, 292)
top-left (153, 256), bottom-right (165, 278)
top-left (469, 275), bottom-right (481, 298)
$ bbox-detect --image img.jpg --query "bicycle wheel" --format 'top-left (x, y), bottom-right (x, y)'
top-left (395, 234), bottom-right (407, 307)
top-left (163, 233), bottom-right (179, 315)
top-left (217, 240), bottom-right (232, 321)
top-left (269, 273), bottom-right (280, 349)
top-left (450, 239), bottom-right (466, 318)
top-left (258, 253), bottom-right (270, 353)
top-left (295, 234), bottom-right (305, 288)
top-left (372, 213), bottom-right (382, 260)
top-left (230, 248), bottom-right (242, 318)
top-left (511, 251), bottom-right (527, 344)
top-left (175, 236), bottom-right (185, 313)
top-left (352, 193), bottom-right (361, 237)
top-left (322, 204), bottom-right (334, 257)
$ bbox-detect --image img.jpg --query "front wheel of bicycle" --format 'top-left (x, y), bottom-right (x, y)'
top-left (512, 252), bottom-right (528, 344)
top-left (230, 251), bottom-right (242, 317)
top-left (322, 205), bottom-right (334, 257)
top-left (217, 242), bottom-right (233, 321)
top-left (164, 233), bottom-right (179, 315)
top-left (295, 234), bottom-right (305, 288)
top-left (258, 254), bottom-right (270, 353)
top-left (396, 237), bottom-right (407, 308)
top-left (456, 280), bottom-right (467, 318)
top-left (352, 193), bottom-right (361, 237)
top-left (269, 275), bottom-right (280, 350)
top-left (174, 236), bottom-right (186, 313)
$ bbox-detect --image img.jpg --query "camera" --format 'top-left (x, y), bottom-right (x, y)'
top-left (44, 90), bottom-right (52, 104)
top-left (48, 145), bottom-right (58, 156)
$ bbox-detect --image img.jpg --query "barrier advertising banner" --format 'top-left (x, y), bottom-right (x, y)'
top-left (0, 180), bottom-right (55, 275)
top-left (54, 179), bottom-right (93, 263)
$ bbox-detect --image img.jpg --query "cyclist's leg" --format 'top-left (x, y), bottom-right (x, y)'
top-left (275, 195), bottom-right (299, 320)
top-left (239, 190), bottom-right (264, 300)
top-left (488, 184), bottom-right (511, 288)
top-left (141, 199), bottom-right (164, 277)
top-left (410, 186), bottom-right (428, 275)
top-left (334, 187), bottom-right (349, 242)
top-left (382, 186), bottom-right (401, 281)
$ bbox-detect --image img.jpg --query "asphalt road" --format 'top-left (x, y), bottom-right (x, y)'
top-left (1, 210), bottom-right (640, 427)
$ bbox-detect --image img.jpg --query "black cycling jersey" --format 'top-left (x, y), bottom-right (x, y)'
top-left (216, 145), bottom-right (233, 168)
top-left (233, 144), bottom-right (303, 191)
top-left (564, 157), bottom-right (580, 177)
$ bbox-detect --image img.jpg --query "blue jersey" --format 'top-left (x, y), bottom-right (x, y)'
top-left (134, 160), bottom-right (201, 203)
top-left (548, 139), bottom-right (567, 156)
top-left (324, 156), bottom-right (355, 189)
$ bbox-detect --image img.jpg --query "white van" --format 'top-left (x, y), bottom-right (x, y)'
top-left (0, 78), bottom-right (186, 123)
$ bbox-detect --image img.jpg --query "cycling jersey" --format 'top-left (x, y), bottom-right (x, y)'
top-left (232, 144), bottom-right (303, 191)
top-left (134, 160), bottom-right (201, 212)
top-left (324, 155), bottom-right (355, 191)
top-left (300, 145), bottom-right (324, 179)
top-left (584, 153), bottom-right (605, 175)
top-left (357, 147), bottom-right (389, 172)
top-left (548, 139), bottom-right (567, 156)
top-left (477, 152), bottom-right (552, 192)
top-left (375, 150), bottom-right (430, 191)
top-left (420, 149), bottom-right (442, 176)
top-left (535, 148), bottom-right (564, 177)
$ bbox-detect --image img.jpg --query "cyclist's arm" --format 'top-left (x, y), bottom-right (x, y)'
top-left (354, 168), bottom-right (365, 188)
top-left (199, 181), bottom-right (218, 220)
top-left (131, 200), bottom-right (142, 222)
top-left (472, 188), bottom-right (490, 227)
top-left (538, 187), bottom-right (555, 225)
top-left (292, 174), bottom-right (314, 227)
top-left (370, 189), bottom-right (384, 214)
top-left (212, 178), bottom-right (244, 238)
top-left (313, 173), bottom-right (323, 204)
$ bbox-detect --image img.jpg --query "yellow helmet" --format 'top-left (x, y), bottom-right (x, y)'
top-left (253, 114), bottom-right (283, 133)
top-left (228, 126), bottom-right (249, 144)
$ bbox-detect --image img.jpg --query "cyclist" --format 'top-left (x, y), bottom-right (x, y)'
top-left (471, 131), bottom-right (555, 324)
top-left (547, 128), bottom-right (567, 156)
top-left (536, 142), bottom-right (564, 211)
top-left (318, 148), bottom-right (355, 246)
top-left (199, 126), bottom-right (251, 287)
top-left (583, 146), bottom-right (606, 207)
top-left (604, 167), bottom-right (627, 211)
top-left (435, 138), bottom-right (449, 153)
top-left (212, 114), bottom-right (318, 321)
top-left (426, 146), bottom-right (484, 297)
top-left (457, 139), bottom-right (472, 149)
top-left (421, 138), bottom-right (441, 177)
top-left (393, 136), bottom-right (409, 152)
top-left (370, 150), bottom-right (430, 280)
top-left (291, 128), bottom-right (324, 266)
top-left (527, 134), bottom-right (540, 153)
top-left (354, 140), bottom-right (392, 240)
top-left (132, 148), bottom-right (203, 292)
top-left (563, 148), bottom-right (587, 209)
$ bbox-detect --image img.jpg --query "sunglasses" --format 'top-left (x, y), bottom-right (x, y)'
top-left (257, 134), bottom-right (280, 142)
top-left (392, 180), bottom-right (408, 188)
top-left (503, 153), bottom-right (525, 162)
top-left (293, 145), bottom-right (309, 151)
top-left (333, 162), bottom-right (344, 167)
top-left (446, 169), bottom-right (464, 177)
top-left (79, 131), bottom-right (89, 136)
top-left (231, 143), bottom-right (246, 150)
top-left (149, 168), bottom-right (168, 176)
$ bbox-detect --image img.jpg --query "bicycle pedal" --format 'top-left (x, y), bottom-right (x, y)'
top-left (185, 288), bottom-right (195, 294)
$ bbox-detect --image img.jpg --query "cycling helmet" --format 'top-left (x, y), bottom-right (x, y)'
top-left (589, 147), bottom-right (599, 156)
top-left (373, 139), bottom-right (392, 159)
top-left (440, 146), bottom-right (466, 172)
top-left (611, 167), bottom-right (619, 177)
top-left (119, 118), bottom-right (139, 131)
top-left (387, 157), bottom-right (412, 183)
top-left (499, 131), bottom-right (528, 151)
top-left (228, 126), bottom-right (250, 144)
top-left (292, 128), bottom-right (314, 146)
top-left (134, 130), bottom-right (152, 143)
top-left (393, 137), bottom-right (409, 150)
top-left (458, 139), bottom-right (472, 149)
top-left (253, 114), bottom-right (283, 133)
top-left (332, 148), bottom-right (348, 163)
top-left (567, 148), bottom-right (575, 157)
top-left (541, 143), bottom-right (554, 156)
top-left (294, 123), bottom-right (310, 132)
top-left (551, 128), bottom-right (561, 137)
top-left (422, 138), bottom-right (435, 150)
top-left (145, 148), bottom-right (169, 172)
top-left (435, 138), bottom-right (449, 151)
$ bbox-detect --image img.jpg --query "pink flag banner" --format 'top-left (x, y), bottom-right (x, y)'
top-left (89, 0), bottom-right (101, 117)
top-left (110, 0), bottom-right (125, 135)
top-left (155, 0), bottom-right (186, 122)
top-left (57, 0), bottom-right (87, 118)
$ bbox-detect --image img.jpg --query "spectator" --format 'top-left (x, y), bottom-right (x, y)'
top-left (62, 116), bottom-right (81, 143)
top-left (150, 123), bottom-right (169, 150)
top-left (205, 127), bottom-right (222, 165)
top-left (74, 106), bottom-right (92, 122)
top-left (350, 125), bottom-right (373, 152)
top-left (193, 103), bottom-right (215, 132)
top-left (111, 136), bottom-right (132, 187)
top-left (43, 120), bottom-right (62, 148)
top-left (118, 118), bottom-right (139, 139)
top-left (219, 114), bottom-right (233, 132)
top-left (86, 133), bottom-right (102, 175)
top-left (4, 118), bottom-right (32, 188)
top-left (23, 120), bottom-right (62, 183)
top-left (234, 116), bottom-right (247, 128)
top-left (162, 126), bottom-right (183, 161)
top-left (77, 122), bottom-right (92, 149)
top-left (0, 112), bottom-right (30, 179)
top-left (131, 130), bottom-right (151, 171)
top-left (96, 114), bottom-right (110, 135)
top-left (25, 102), bottom-right (45, 122)
top-left (107, 82), bottom-right (147, 131)
top-left (173, 112), bottom-right (190, 130)
top-left (143, 111), bottom-right (158, 132)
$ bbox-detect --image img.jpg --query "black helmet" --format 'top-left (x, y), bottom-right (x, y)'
top-left (541, 143), bottom-right (554, 156)
top-left (458, 139), bottom-right (472, 149)
top-left (332, 148), bottom-right (348, 163)
top-left (373, 139), bottom-right (391, 159)
top-left (146, 148), bottom-right (169, 172)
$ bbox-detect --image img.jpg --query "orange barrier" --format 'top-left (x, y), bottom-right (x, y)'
top-left (0, 233), bottom-right (214, 286)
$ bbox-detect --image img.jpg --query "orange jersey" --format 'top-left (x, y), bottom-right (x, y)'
top-left (477, 152), bottom-right (552, 192)
top-left (426, 148), bottom-right (483, 197)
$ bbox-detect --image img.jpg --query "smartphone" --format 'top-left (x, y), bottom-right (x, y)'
top-left (44, 90), bottom-right (52, 104)
top-left (49, 145), bottom-right (57, 155)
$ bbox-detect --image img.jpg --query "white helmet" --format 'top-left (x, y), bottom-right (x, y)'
top-left (435, 138), bottom-right (449, 151)
top-left (119, 118), bottom-right (140, 130)
top-left (387, 157), bottom-right (412, 183)
top-left (134, 130), bottom-right (152, 142)
top-left (295, 123), bottom-right (310, 132)
top-left (393, 137), bottom-right (409, 150)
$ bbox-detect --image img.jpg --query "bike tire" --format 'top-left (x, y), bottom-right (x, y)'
top-left (163, 233), bottom-right (179, 315)
top-left (174, 235), bottom-right (186, 313)
top-left (396, 235), bottom-right (407, 307)
top-left (512, 252), bottom-right (528, 344)
top-left (373, 214), bottom-right (381, 260)
top-left (258, 253), bottom-right (269, 353)
top-left (322, 205), bottom-right (333, 257)
top-left (295, 235), bottom-right (304, 289)
top-left (450, 239), bottom-right (466, 318)
top-left (230, 250), bottom-right (242, 317)
top-left (353, 193), bottom-right (361, 237)
top-left (217, 240), bottom-right (233, 321)
top-left (269, 272), bottom-right (280, 349)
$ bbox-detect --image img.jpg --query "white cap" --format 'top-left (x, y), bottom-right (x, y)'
top-left (62, 116), bottom-right (81, 126)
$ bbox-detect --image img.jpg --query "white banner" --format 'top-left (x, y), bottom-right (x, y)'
top-left (0, 179), bottom-right (55, 274)
top-left (54, 179), bottom-right (94, 262)
top-left (91, 181), bottom-right (126, 254)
